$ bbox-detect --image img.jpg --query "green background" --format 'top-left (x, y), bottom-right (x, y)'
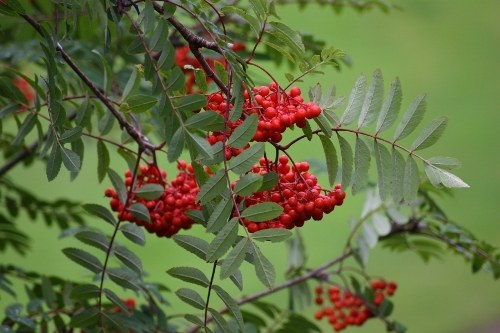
top-left (1, 1), bottom-right (500, 332)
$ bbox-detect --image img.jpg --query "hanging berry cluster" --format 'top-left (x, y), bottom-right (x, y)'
top-left (104, 161), bottom-right (200, 238)
top-left (236, 155), bottom-right (346, 233)
top-left (314, 280), bottom-right (398, 331)
top-left (206, 83), bottom-right (322, 158)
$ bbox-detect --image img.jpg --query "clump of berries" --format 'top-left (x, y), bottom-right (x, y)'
top-left (314, 280), bottom-right (398, 331)
top-left (104, 161), bottom-right (200, 238)
top-left (236, 155), bottom-right (346, 233)
top-left (206, 82), bottom-right (322, 156)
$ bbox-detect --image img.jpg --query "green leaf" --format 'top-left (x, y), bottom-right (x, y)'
top-left (376, 77), bottom-right (402, 133)
top-left (121, 66), bottom-right (142, 101)
top-left (46, 143), bottom-right (62, 181)
top-left (220, 237), bottom-right (250, 280)
top-left (424, 164), bottom-right (469, 188)
top-left (173, 234), bottom-right (210, 260)
top-left (61, 148), bottom-right (81, 172)
top-left (167, 128), bottom-right (185, 163)
top-left (207, 217), bottom-right (239, 262)
top-left (114, 245), bottom-right (143, 276)
top-left (373, 141), bottom-right (392, 200)
top-left (214, 61), bottom-right (228, 85)
top-left (319, 135), bottom-right (338, 186)
top-left (184, 314), bottom-right (204, 327)
top-left (197, 169), bottom-right (226, 204)
top-left (411, 116), bottom-right (447, 151)
top-left (175, 288), bottom-right (205, 310)
top-left (357, 69), bottom-right (384, 129)
top-left (337, 134), bottom-right (353, 188)
top-left (59, 127), bottom-right (83, 145)
top-left (122, 94), bottom-right (158, 113)
top-left (41, 276), bottom-right (56, 309)
top-left (75, 230), bottom-right (109, 251)
top-left (252, 229), bottom-right (292, 242)
top-left (241, 202), bottom-right (283, 222)
top-left (403, 155), bottom-right (420, 203)
top-left (167, 266), bottom-right (210, 287)
top-left (194, 69), bottom-right (208, 93)
top-left (427, 156), bottom-right (461, 170)
top-left (97, 140), bottom-right (110, 183)
top-left (393, 94), bottom-right (426, 141)
top-left (62, 248), bottom-right (103, 274)
top-left (259, 172), bottom-right (279, 191)
top-left (69, 307), bottom-right (99, 328)
top-left (70, 284), bottom-right (100, 301)
top-left (339, 74), bottom-right (367, 126)
top-left (208, 308), bottom-right (231, 333)
top-left (229, 142), bottom-right (265, 174)
top-left (120, 223), bottom-right (146, 246)
top-left (134, 183), bottom-right (164, 200)
top-left (83, 203), bottom-right (117, 226)
top-left (104, 289), bottom-right (129, 313)
top-left (11, 113), bottom-right (37, 146)
top-left (177, 94), bottom-right (207, 113)
top-left (227, 113), bottom-right (258, 148)
top-left (128, 202), bottom-right (151, 223)
top-left (185, 111), bottom-right (225, 131)
top-left (391, 149), bottom-right (405, 203)
top-left (213, 285), bottom-right (245, 332)
top-left (107, 268), bottom-right (140, 291)
top-left (234, 173), bottom-right (264, 196)
top-left (186, 131), bottom-right (214, 161)
top-left (207, 196), bottom-right (234, 233)
top-left (108, 169), bottom-right (127, 203)
top-left (250, 242), bottom-right (275, 288)
top-left (313, 112), bottom-right (333, 137)
top-left (91, 50), bottom-right (113, 95)
top-left (268, 21), bottom-right (305, 57)
top-left (352, 136), bottom-right (371, 195)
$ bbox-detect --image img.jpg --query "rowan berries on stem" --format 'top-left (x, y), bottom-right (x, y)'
top-left (104, 161), bottom-right (200, 238)
top-left (205, 83), bottom-right (324, 158)
top-left (313, 280), bottom-right (398, 331)
top-left (235, 155), bottom-right (346, 232)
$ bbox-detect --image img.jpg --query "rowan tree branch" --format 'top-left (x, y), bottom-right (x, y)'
top-left (19, 13), bottom-right (156, 154)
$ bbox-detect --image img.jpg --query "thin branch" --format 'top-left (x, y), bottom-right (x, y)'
top-left (19, 13), bottom-right (155, 154)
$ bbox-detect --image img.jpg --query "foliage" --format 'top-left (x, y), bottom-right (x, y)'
top-left (0, 0), bottom-right (498, 332)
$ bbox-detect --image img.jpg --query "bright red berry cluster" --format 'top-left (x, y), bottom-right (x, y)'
top-left (104, 161), bottom-right (200, 237)
top-left (236, 155), bottom-right (346, 233)
top-left (314, 280), bottom-right (398, 331)
top-left (206, 83), bottom-right (322, 150)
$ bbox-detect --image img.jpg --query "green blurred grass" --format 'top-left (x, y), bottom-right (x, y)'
top-left (2, 1), bottom-right (500, 333)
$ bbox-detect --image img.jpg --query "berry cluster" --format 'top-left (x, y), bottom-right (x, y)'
top-left (206, 83), bottom-right (322, 151)
top-left (105, 162), bottom-right (200, 238)
top-left (314, 280), bottom-right (398, 331)
top-left (236, 155), bottom-right (346, 232)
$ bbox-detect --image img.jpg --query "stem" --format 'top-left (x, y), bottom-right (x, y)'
top-left (97, 149), bottom-right (144, 326)
top-left (204, 261), bottom-right (218, 332)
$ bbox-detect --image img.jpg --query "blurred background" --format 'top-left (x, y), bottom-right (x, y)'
top-left (1, 1), bottom-right (499, 332)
